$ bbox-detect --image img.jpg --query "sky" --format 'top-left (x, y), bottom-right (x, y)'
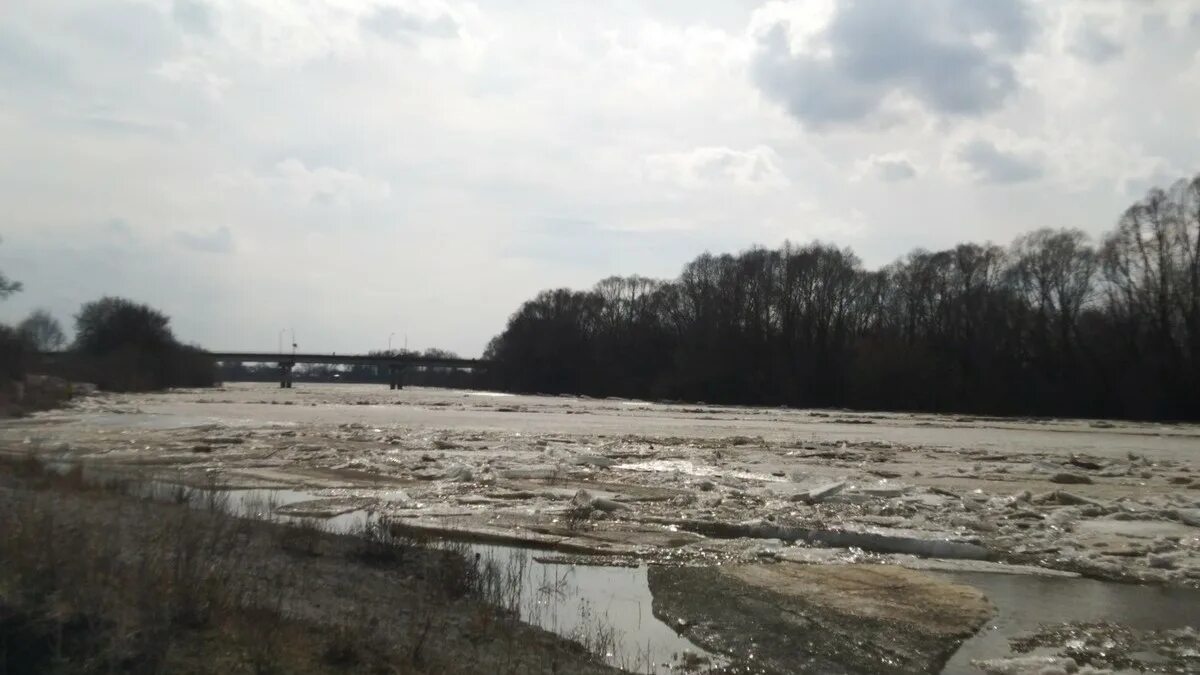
top-left (1, 0), bottom-right (1199, 357)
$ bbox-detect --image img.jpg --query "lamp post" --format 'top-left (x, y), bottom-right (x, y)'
top-left (388, 332), bottom-right (396, 353)
top-left (278, 328), bottom-right (293, 389)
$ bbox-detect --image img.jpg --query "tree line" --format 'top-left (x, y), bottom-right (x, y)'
top-left (0, 274), bottom-right (214, 392)
top-left (484, 175), bottom-right (1200, 421)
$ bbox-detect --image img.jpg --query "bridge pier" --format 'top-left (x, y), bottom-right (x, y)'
top-left (388, 365), bottom-right (404, 390)
top-left (279, 362), bottom-right (295, 389)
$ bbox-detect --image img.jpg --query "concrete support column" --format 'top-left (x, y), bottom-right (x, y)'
top-left (388, 365), bottom-right (403, 390)
top-left (279, 362), bottom-right (295, 389)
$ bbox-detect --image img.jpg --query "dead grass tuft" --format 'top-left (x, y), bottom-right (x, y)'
top-left (0, 454), bottom-right (623, 675)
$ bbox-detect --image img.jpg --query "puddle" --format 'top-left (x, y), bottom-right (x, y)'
top-left (216, 488), bottom-right (375, 534)
top-left (229, 487), bottom-right (714, 671)
top-left (205, 488), bottom-right (716, 672)
top-left (939, 572), bottom-right (1200, 674)
top-left (230, 490), bottom-right (715, 672)
top-left (472, 545), bottom-right (715, 673)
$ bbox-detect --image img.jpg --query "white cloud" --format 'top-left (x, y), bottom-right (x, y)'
top-left (1070, 21), bottom-right (1122, 64)
top-left (216, 159), bottom-right (392, 207)
top-left (361, 4), bottom-right (459, 42)
top-left (643, 146), bottom-right (789, 192)
top-left (853, 153), bottom-right (918, 182)
top-left (2, 0), bottom-right (1200, 355)
top-left (748, 0), bottom-right (1035, 128)
top-left (747, 0), bottom-right (838, 57)
top-left (174, 225), bottom-right (234, 253)
top-left (957, 138), bottom-right (1044, 184)
top-left (156, 57), bottom-right (230, 99)
top-left (172, 0), bottom-right (216, 36)
top-left (188, 0), bottom-right (488, 69)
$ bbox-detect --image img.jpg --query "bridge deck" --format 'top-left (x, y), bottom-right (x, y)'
top-left (207, 352), bottom-right (490, 369)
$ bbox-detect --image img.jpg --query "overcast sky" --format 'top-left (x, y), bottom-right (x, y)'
top-left (2, 1), bottom-right (1198, 356)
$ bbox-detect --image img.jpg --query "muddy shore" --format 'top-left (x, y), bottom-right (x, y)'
top-left (0, 459), bottom-right (623, 675)
top-left (649, 563), bottom-right (992, 674)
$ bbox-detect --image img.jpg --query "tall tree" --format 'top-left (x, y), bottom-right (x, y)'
top-left (1010, 229), bottom-right (1097, 367)
top-left (74, 297), bottom-right (175, 356)
top-left (1101, 180), bottom-right (1200, 415)
top-left (0, 239), bottom-right (27, 380)
top-left (18, 310), bottom-right (67, 351)
top-left (71, 297), bottom-right (215, 391)
top-left (0, 238), bottom-right (20, 300)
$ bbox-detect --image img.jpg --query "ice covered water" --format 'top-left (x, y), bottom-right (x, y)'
top-left (938, 572), bottom-right (1200, 674)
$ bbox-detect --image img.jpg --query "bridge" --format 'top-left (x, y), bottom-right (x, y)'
top-left (208, 352), bottom-right (491, 389)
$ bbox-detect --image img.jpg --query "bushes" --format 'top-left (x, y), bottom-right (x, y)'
top-left (2, 298), bottom-right (215, 394)
top-left (67, 297), bottom-right (215, 391)
top-left (55, 343), bottom-right (216, 392)
top-left (0, 476), bottom-right (253, 672)
top-left (0, 324), bottom-right (29, 382)
top-left (0, 326), bottom-right (34, 416)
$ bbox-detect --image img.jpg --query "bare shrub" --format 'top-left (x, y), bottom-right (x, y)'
top-left (278, 517), bottom-right (326, 557)
top-left (350, 519), bottom-right (415, 566)
top-left (563, 502), bottom-right (594, 531)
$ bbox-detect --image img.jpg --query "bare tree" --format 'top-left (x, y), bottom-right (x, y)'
top-left (19, 310), bottom-right (67, 351)
top-left (483, 172), bottom-right (1200, 420)
top-left (1101, 179), bottom-right (1200, 413)
top-left (1010, 228), bottom-right (1097, 361)
top-left (0, 238), bottom-right (21, 300)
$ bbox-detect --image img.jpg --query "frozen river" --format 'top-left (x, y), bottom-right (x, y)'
top-left (29, 382), bottom-right (1200, 459)
top-left (5, 383), bottom-right (1200, 674)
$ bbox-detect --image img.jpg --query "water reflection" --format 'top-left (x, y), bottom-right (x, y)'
top-left (227, 488), bottom-right (713, 672)
top-left (37, 464), bottom-right (711, 674)
top-left (471, 544), bottom-right (712, 673)
top-left (939, 572), bottom-right (1200, 674)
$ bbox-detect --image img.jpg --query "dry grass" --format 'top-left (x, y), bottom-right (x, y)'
top-left (1, 457), bottom-right (272, 673)
top-left (0, 455), bottom-right (621, 675)
top-left (349, 518), bottom-right (419, 566)
top-left (562, 503), bottom-right (595, 531)
top-left (278, 517), bottom-right (328, 558)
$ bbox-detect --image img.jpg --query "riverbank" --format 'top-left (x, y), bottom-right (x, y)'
top-left (0, 375), bottom-right (82, 419)
top-left (0, 456), bottom-right (621, 675)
